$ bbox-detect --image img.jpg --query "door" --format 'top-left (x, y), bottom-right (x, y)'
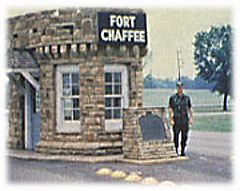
top-left (31, 89), bottom-right (40, 150)
top-left (24, 81), bottom-right (40, 150)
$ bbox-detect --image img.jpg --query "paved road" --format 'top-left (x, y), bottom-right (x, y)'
top-left (7, 131), bottom-right (233, 185)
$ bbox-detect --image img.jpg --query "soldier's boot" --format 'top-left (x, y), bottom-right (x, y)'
top-left (180, 151), bottom-right (186, 156)
top-left (181, 128), bottom-right (188, 156)
top-left (175, 145), bottom-right (179, 156)
top-left (181, 145), bottom-right (186, 156)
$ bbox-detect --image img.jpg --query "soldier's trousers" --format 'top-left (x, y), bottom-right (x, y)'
top-left (173, 123), bottom-right (189, 154)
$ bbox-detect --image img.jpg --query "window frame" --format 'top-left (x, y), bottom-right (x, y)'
top-left (56, 64), bottom-right (81, 133)
top-left (104, 64), bottom-right (129, 132)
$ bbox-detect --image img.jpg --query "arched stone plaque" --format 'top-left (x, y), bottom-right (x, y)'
top-left (139, 112), bottom-right (167, 141)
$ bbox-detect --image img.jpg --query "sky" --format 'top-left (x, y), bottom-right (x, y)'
top-left (7, 7), bottom-right (231, 80)
top-left (144, 8), bottom-right (231, 80)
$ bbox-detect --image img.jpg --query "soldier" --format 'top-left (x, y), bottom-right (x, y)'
top-left (169, 82), bottom-right (193, 156)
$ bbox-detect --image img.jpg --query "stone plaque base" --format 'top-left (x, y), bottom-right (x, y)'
top-left (123, 107), bottom-right (179, 161)
top-left (119, 156), bottom-right (188, 165)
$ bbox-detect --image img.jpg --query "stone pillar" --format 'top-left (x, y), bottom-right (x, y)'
top-left (79, 60), bottom-right (105, 142)
top-left (129, 61), bottom-right (143, 107)
top-left (8, 76), bottom-right (24, 149)
top-left (38, 63), bottom-right (56, 142)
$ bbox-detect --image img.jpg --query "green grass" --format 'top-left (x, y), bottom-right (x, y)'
top-left (143, 89), bottom-right (233, 107)
top-left (193, 105), bottom-right (233, 113)
top-left (192, 115), bottom-right (232, 132)
top-left (143, 89), bottom-right (233, 132)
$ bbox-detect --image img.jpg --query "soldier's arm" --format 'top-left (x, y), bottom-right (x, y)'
top-left (169, 97), bottom-right (175, 126)
top-left (189, 107), bottom-right (193, 125)
top-left (169, 107), bottom-right (175, 126)
top-left (187, 96), bottom-right (193, 125)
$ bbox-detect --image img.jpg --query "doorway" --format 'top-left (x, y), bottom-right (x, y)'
top-left (23, 81), bottom-right (40, 150)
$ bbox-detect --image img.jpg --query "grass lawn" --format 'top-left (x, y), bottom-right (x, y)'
top-left (143, 89), bottom-right (233, 132)
top-left (191, 114), bottom-right (232, 132)
top-left (143, 89), bottom-right (233, 108)
top-left (193, 105), bottom-right (233, 113)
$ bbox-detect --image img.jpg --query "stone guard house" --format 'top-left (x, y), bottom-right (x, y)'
top-left (8, 8), bottom-right (178, 161)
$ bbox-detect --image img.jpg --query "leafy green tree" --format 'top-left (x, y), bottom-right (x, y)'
top-left (193, 25), bottom-right (232, 111)
top-left (193, 76), bottom-right (215, 89)
top-left (143, 74), bottom-right (157, 89)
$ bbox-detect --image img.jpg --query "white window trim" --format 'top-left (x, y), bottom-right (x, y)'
top-left (56, 64), bottom-right (81, 133)
top-left (104, 64), bottom-right (129, 132)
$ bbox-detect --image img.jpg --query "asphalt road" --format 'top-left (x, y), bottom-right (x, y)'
top-left (7, 131), bottom-right (233, 185)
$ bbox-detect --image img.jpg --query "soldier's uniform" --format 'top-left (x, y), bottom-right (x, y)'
top-left (169, 92), bottom-right (192, 156)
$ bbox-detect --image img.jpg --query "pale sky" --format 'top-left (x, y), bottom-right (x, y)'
top-left (8, 7), bottom-right (231, 80)
top-left (144, 8), bottom-right (231, 79)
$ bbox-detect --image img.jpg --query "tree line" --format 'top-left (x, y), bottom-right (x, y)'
top-left (144, 24), bottom-right (232, 110)
top-left (143, 75), bottom-right (216, 89)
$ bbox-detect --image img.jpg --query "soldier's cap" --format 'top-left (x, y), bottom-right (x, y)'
top-left (176, 81), bottom-right (183, 87)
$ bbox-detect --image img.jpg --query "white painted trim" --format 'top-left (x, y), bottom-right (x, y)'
top-left (8, 68), bottom-right (40, 90)
top-left (105, 120), bottom-right (123, 133)
top-left (24, 81), bottom-right (33, 149)
top-left (56, 64), bottom-right (81, 133)
top-left (104, 64), bottom-right (129, 132)
top-left (24, 84), bottom-right (28, 149)
top-left (21, 71), bottom-right (40, 90)
top-left (104, 64), bottom-right (129, 108)
top-left (7, 68), bottom-right (39, 73)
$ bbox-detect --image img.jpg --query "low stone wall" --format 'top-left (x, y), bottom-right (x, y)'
top-left (36, 140), bottom-right (122, 155)
top-left (123, 107), bottom-right (177, 160)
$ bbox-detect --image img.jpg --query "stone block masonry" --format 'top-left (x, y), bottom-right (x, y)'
top-left (79, 61), bottom-right (105, 140)
top-left (8, 8), bottom-right (147, 155)
top-left (8, 75), bottom-right (24, 149)
top-left (123, 107), bottom-right (177, 160)
top-left (35, 60), bottom-right (123, 155)
top-left (6, 8), bottom-right (181, 160)
top-left (38, 64), bottom-right (55, 142)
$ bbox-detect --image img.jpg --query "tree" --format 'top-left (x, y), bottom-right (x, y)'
top-left (193, 25), bottom-right (232, 111)
top-left (193, 76), bottom-right (216, 89)
top-left (143, 74), bottom-right (157, 89)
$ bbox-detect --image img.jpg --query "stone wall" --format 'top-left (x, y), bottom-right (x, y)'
top-left (38, 63), bottom-right (56, 142)
top-left (123, 107), bottom-right (177, 160)
top-left (8, 8), bottom-right (148, 156)
top-left (129, 62), bottom-right (143, 107)
top-left (8, 75), bottom-right (24, 149)
top-left (8, 8), bottom-right (147, 58)
top-left (36, 60), bottom-right (123, 155)
top-left (79, 60), bottom-right (105, 141)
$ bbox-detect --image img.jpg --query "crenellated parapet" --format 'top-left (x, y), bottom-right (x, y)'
top-left (8, 8), bottom-right (148, 61)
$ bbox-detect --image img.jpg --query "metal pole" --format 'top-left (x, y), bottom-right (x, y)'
top-left (177, 51), bottom-right (181, 81)
top-left (150, 58), bottom-right (153, 88)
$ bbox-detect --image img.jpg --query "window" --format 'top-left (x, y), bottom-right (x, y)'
top-left (57, 23), bottom-right (74, 35)
top-left (56, 65), bottom-right (81, 133)
top-left (82, 19), bottom-right (92, 36)
top-left (33, 28), bottom-right (38, 33)
top-left (104, 72), bottom-right (122, 119)
top-left (62, 73), bottom-right (80, 121)
top-left (32, 89), bottom-right (40, 113)
top-left (104, 64), bottom-right (128, 132)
